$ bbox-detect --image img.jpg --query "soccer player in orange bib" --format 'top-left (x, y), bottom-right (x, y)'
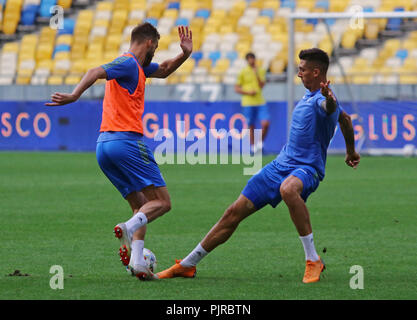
top-left (45, 23), bottom-right (193, 280)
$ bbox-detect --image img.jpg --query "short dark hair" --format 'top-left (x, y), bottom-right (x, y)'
top-left (298, 48), bottom-right (329, 73)
top-left (245, 52), bottom-right (256, 60)
top-left (130, 22), bottom-right (160, 44)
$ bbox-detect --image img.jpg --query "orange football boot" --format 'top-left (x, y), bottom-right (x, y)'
top-left (302, 256), bottom-right (326, 283)
top-left (156, 259), bottom-right (196, 279)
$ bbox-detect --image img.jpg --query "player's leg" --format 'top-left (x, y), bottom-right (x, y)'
top-left (156, 194), bottom-right (257, 279)
top-left (280, 172), bottom-right (325, 283)
top-left (123, 186), bottom-right (171, 280)
top-left (257, 105), bottom-right (270, 151)
top-left (124, 191), bottom-right (148, 265)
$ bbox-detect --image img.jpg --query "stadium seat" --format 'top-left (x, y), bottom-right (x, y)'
top-left (195, 9), bottom-right (210, 19)
top-left (47, 75), bottom-right (63, 85)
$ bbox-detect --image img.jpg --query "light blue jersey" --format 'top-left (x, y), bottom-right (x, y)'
top-left (275, 88), bottom-right (343, 181)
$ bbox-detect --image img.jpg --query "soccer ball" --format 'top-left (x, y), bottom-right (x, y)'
top-left (403, 144), bottom-right (415, 158)
top-left (143, 248), bottom-right (157, 273)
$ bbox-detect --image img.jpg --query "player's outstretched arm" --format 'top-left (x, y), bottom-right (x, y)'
top-left (149, 26), bottom-right (192, 79)
top-left (320, 80), bottom-right (337, 115)
top-left (45, 66), bottom-right (107, 106)
top-left (338, 110), bottom-right (360, 169)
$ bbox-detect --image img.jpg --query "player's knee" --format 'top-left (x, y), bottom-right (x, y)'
top-left (162, 199), bottom-right (171, 213)
top-left (280, 183), bottom-right (298, 202)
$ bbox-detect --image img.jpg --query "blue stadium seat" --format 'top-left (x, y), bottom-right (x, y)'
top-left (175, 17), bottom-right (189, 26)
top-left (53, 44), bottom-right (71, 57)
top-left (209, 51), bottom-right (221, 64)
top-left (167, 2), bottom-right (180, 10)
top-left (195, 9), bottom-right (210, 19)
top-left (191, 51), bottom-right (203, 64)
top-left (260, 9), bottom-right (274, 19)
top-left (396, 49), bottom-right (408, 60)
top-left (225, 51), bottom-right (238, 62)
top-left (145, 18), bottom-right (158, 27)
top-left (306, 18), bottom-right (318, 26)
top-left (280, 0), bottom-right (296, 9)
top-left (324, 18), bottom-right (335, 26)
top-left (58, 18), bottom-right (75, 35)
top-left (315, 0), bottom-right (329, 10)
top-left (21, 5), bottom-right (39, 26)
top-left (387, 7), bottom-right (404, 31)
top-left (39, 0), bottom-right (57, 18)
top-left (363, 7), bottom-right (374, 13)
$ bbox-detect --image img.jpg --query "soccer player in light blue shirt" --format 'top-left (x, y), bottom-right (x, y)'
top-left (157, 48), bottom-right (361, 283)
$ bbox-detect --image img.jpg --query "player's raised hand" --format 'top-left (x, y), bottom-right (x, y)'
top-left (345, 151), bottom-right (360, 169)
top-left (178, 26), bottom-right (192, 56)
top-left (45, 92), bottom-right (78, 106)
top-left (320, 80), bottom-right (336, 102)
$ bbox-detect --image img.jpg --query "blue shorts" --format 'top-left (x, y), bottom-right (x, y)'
top-left (241, 160), bottom-right (320, 210)
top-left (242, 105), bottom-right (270, 126)
top-left (96, 138), bottom-right (166, 198)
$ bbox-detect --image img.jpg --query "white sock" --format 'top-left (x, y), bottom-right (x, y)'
top-left (180, 243), bottom-right (208, 267)
top-left (299, 233), bottom-right (319, 262)
top-left (125, 212), bottom-right (148, 239)
top-left (130, 240), bottom-right (145, 267)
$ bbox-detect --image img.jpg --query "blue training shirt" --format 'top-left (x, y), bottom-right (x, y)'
top-left (275, 88), bottom-right (343, 181)
top-left (97, 52), bottom-right (159, 143)
top-left (101, 52), bottom-right (159, 94)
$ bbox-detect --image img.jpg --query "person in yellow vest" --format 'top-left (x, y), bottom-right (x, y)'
top-left (235, 52), bottom-right (270, 153)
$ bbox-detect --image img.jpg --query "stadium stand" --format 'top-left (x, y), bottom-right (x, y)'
top-left (0, 0), bottom-right (417, 86)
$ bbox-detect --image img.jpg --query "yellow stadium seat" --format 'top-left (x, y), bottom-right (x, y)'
top-left (364, 22), bottom-right (379, 40)
top-left (37, 59), bottom-right (53, 71)
top-left (399, 75), bottom-right (417, 84)
top-left (94, 19), bottom-right (110, 28)
top-left (96, 1), bottom-right (113, 11)
top-left (270, 59), bottom-right (286, 74)
top-left (2, 42), bottom-right (19, 53)
top-left (70, 60), bottom-right (86, 74)
top-left (56, 34), bottom-right (73, 46)
top-left (177, 59), bottom-right (195, 75)
top-left (341, 32), bottom-right (358, 49)
top-left (402, 39), bottom-right (417, 51)
top-left (36, 44), bottom-right (54, 61)
top-left (65, 75), bottom-right (82, 85)
top-left (114, 0), bottom-right (129, 10)
top-left (181, 1), bottom-right (199, 11)
top-left (104, 51), bottom-right (119, 60)
top-left (256, 16), bottom-right (271, 26)
top-left (219, 25), bottom-right (235, 34)
top-left (58, 0), bottom-right (72, 9)
top-left (198, 0), bottom-right (212, 10)
top-left (163, 9), bottom-right (178, 19)
top-left (329, 0), bottom-right (349, 12)
top-left (16, 76), bottom-right (31, 85)
top-left (48, 75), bottom-right (64, 85)
top-left (298, 0), bottom-right (315, 10)
top-left (249, 0), bottom-right (263, 9)
top-left (2, 18), bottom-right (19, 35)
top-left (106, 34), bottom-right (122, 50)
top-left (264, 0), bottom-right (279, 10)
top-left (211, 9), bottom-right (227, 19)
top-left (54, 51), bottom-right (70, 61)
top-left (402, 58), bottom-right (417, 70)
top-left (198, 58), bottom-right (212, 70)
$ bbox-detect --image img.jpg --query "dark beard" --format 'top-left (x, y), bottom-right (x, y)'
top-left (143, 51), bottom-right (153, 67)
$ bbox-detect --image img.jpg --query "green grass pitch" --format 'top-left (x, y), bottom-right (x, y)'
top-left (0, 152), bottom-right (416, 300)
